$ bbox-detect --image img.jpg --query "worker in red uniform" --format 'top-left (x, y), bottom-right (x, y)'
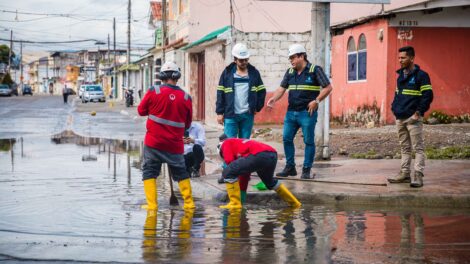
top-left (138, 61), bottom-right (195, 210)
top-left (217, 134), bottom-right (301, 209)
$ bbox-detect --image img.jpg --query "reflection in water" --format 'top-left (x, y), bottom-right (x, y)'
top-left (50, 131), bottom-right (143, 180)
top-left (142, 210), bottom-right (158, 262)
top-left (399, 213), bottom-right (425, 262)
top-left (1, 136), bottom-right (470, 263)
top-left (0, 138), bottom-right (17, 172)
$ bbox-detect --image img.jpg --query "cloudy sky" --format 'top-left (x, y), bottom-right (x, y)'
top-left (0, 0), bottom-right (153, 56)
top-left (0, 0), bottom-right (423, 60)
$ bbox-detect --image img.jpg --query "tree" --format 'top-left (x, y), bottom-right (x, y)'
top-left (1, 72), bottom-right (13, 85)
top-left (0, 45), bottom-right (15, 65)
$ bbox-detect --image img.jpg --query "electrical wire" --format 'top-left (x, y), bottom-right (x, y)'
top-left (0, 38), bottom-right (99, 44)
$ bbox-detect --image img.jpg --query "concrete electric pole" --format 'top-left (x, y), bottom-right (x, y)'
top-left (127, 0), bottom-right (131, 89)
top-left (311, 2), bottom-right (331, 160)
top-left (162, 0), bottom-right (167, 62)
top-left (113, 17), bottom-right (117, 98)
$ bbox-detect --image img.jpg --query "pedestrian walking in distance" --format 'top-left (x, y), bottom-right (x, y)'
top-left (62, 85), bottom-right (69, 104)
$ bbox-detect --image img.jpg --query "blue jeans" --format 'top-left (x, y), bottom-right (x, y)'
top-left (224, 112), bottom-right (254, 139)
top-left (283, 110), bottom-right (318, 168)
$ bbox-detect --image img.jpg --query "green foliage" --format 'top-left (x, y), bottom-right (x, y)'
top-left (428, 110), bottom-right (451, 124)
top-left (426, 146), bottom-right (470, 159)
top-left (426, 110), bottom-right (470, 124)
top-left (0, 45), bottom-right (14, 64)
top-left (1, 73), bottom-right (13, 85)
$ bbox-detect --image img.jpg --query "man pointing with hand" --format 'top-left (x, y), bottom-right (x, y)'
top-left (266, 44), bottom-right (333, 179)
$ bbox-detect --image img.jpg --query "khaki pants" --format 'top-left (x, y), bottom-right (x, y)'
top-left (396, 116), bottom-right (425, 174)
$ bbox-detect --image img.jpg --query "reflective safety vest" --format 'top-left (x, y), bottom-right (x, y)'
top-left (284, 63), bottom-right (321, 111)
top-left (391, 64), bottom-right (433, 119)
top-left (137, 84), bottom-right (192, 154)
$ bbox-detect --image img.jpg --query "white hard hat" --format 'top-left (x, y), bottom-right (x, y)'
top-left (288, 44), bottom-right (307, 57)
top-left (232, 43), bottom-right (250, 59)
top-left (161, 61), bottom-right (180, 72)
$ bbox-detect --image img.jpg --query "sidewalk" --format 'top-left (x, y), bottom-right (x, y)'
top-left (72, 97), bottom-right (470, 209)
top-left (193, 159), bottom-right (470, 209)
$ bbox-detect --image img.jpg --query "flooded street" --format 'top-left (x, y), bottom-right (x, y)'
top-left (1, 96), bottom-right (470, 263)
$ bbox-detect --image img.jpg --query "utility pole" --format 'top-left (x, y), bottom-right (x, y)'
top-left (311, 2), bottom-right (331, 160)
top-left (162, 0), bottom-right (167, 62)
top-left (8, 30), bottom-right (13, 73)
top-left (107, 34), bottom-right (110, 65)
top-left (127, 0), bottom-right (131, 89)
top-left (229, 0), bottom-right (234, 41)
top-left (20, 41), bottom-right (23, 86)
top-left (113, 17), bottom-right (117, 99)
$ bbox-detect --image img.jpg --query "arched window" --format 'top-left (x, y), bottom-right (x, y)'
top-left (347, 37), bottom-right (357, 81)
top-left (358, 34), bottom-right (367, 80)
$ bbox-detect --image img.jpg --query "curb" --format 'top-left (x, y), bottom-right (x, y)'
top-left (190, 174), bottom-right (470, 209)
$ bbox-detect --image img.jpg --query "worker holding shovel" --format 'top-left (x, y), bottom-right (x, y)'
top-left (138, 61), bottom-right (195, 210)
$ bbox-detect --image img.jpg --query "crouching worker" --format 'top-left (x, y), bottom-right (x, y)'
top-left (217, 134), bottom-right (301, 209)
top-left (138, 61), bottom-right (195, 210)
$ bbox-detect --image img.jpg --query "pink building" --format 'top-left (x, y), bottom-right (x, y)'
top-left (330, 0), bottom-right (470, 124)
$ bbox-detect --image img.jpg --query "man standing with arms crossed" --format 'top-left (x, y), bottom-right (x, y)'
top-left (138, 61), bottom-right (195, 210)
top-left (216, 43), bottom-right (266, 200)
top-left (267, 44), bottom-right (333, 179)
top-left (388, 46), bottom-right (433, 188)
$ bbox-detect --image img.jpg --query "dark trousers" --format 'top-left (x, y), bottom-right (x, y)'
top-left (63, 93), bottom-right (69, 103)
top-left (142, 145), bottom-right (189, 181)
top-left (222, 151), bottom-right (279, 190)
top-left (184, 144), bottom-right (204, 172)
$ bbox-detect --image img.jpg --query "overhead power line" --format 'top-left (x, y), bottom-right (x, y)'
top-left (0, 38), bottom-right (99, 44)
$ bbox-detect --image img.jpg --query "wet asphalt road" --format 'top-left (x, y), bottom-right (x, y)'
top-left (1, 95), bottom-right (470, 263)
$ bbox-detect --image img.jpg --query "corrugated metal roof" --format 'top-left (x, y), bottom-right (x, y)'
top-left (182, 26), bottom-right (230, 50)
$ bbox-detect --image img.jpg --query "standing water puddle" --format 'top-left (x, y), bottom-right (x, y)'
top-left (0, 135), bottom-right (469, 263)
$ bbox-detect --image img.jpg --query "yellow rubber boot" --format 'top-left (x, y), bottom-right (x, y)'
top-left (220, 182), bottom-right (242, 209)
top-left (142, 179), bottom-right (158, 210)
top-left (142, 210), bottom-right (157, 261)
top-left (178, 178), bottom-right (196, 210)
top-left (275, 183), bottom-right (301, 208)
top-left (225, 209), bottom-right (241, 239)
top-left (178, 209), bottom-right (194, 239)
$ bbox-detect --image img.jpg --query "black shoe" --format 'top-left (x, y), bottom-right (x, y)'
top-left (301, 167), bottom-right (312, 179)
top-left (217, 175), bottom-right (225, 184)
top-left (191, 168), bottom-right (200, 178)
top-left (276, 166), bottom-right (297, 177)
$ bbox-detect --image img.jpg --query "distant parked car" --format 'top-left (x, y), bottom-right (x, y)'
top-left (10, 83), bottom-right (18, 96)
top-left (78, 85), bottom-right (86, 99)
top-left (0, 84), bottom-right (12, 96)
top-left (82, 85), bottom-right (105, 103)
top-left (22, 85), bottom-right (33, 96)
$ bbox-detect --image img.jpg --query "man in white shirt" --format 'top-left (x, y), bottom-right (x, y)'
top-left (184, 122), bottom-right (206, 178)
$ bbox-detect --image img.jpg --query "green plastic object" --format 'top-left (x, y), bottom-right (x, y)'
top-left (253, 181), bottom-right (268, 191)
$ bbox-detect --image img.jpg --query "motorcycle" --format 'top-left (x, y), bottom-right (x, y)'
top-left (125, 88), bottom-right (134, 107)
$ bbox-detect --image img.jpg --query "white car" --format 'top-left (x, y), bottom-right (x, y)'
top-left (82, 85), bottom-right (106, 103)
top-left (78, 85), bottom-right (86, 99)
